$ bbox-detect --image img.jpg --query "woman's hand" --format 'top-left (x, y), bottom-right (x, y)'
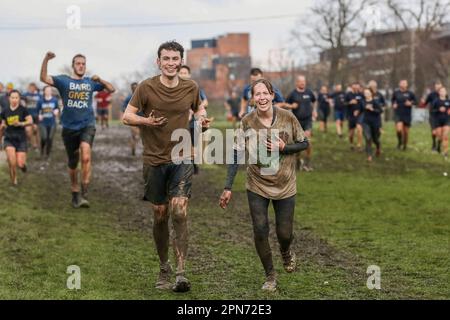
top-left (219, 190), bottom-right (232, 209)
top-left (263, 136), bottom-right (286, 152)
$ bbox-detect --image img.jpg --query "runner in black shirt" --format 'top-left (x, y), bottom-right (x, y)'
top-left (0, 90), bottom-right (33, 185)
top-left (318, 85), bottom-right (331, 133)
top-left (332, 84), bottom-right (346, 138)
top-left (284, 75), bottom-right (317, 171)
top-left (345, 82), bottom-right (364, 151)
top-left (430, 87), bottom-right (450, 158)
top-left (362, 88), bottom-right (383, 162)
top-left (392, 80), bottom-right (417, 151)
top-left (425, 81), bottom-right (443, 152)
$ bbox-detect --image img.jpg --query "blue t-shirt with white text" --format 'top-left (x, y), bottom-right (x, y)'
top-left (52, 75), bottom-right (104, 130)
top-left (23, 92), bottom-right (42, 117)
top-left (37, 97), bottom-right (59, 127)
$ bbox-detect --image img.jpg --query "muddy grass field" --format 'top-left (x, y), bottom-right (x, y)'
top-left (0, 110), bottom-right (449, 299)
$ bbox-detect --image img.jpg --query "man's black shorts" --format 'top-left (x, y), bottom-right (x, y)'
top-left (143, 162), bottom-right (194, 205)
top-left (298, 118), bottom-right (313, 132)
top-left (62, 126), bottom-right (96, 169)
top-left (394, 114), bottom-right (412, 127)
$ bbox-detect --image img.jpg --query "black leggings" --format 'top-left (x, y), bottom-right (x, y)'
top-left (362, 122), bottom-right (381, 157)
top-left (247, 190), bottom-right (296, 277)
top-left (39, 125), bottom-right (56, 156)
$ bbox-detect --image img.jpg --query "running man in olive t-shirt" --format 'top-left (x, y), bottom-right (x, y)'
top-left (123, 41), bottom-right (211, 293)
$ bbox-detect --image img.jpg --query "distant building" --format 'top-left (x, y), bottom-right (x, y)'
top-left (317, 26), bottom-right (450, 94)
top-left (187, 33), bottom-right (251, 100)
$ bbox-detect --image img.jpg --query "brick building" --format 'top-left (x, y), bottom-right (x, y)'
top-left (186, 33), bottom-right (251, 101)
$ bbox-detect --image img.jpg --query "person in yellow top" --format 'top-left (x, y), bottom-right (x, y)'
top-left (0, 90), bottom-right (33, 185)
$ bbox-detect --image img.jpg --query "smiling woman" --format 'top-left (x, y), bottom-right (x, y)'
top-left (219, 78), bottom-right (309, 293)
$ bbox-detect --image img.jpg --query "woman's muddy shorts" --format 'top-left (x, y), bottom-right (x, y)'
top-left (143, 162), bottom-right (194, 205)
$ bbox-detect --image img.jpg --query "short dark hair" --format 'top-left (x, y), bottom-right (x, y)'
top-left (180, 65), bottom-right (191, 73)
top-left (158, 41), bottom-right (184, 59)
top-left (250, 68), bottom-right (263, 76)
top-left (72, 54), bottom-right (86, 66)
top-left (28, 82), bottom-right (39, 91)
top-left (9, 89), bottom-right (21, 97)
top-left (251, 79), bottom-right (274, 96)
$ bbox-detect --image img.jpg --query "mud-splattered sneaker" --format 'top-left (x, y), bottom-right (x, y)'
top-left (261, 273), bottom-right (277, 292)
top-left (282, 250), bottom-right (297, 273)
top-left (155, 263), bottom-right (173, 290)
top-left (172, 275), bottom-right (191, 293)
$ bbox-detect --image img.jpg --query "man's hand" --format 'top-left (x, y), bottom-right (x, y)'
top-left (145, 110), bottom-right (168, 127)
top-left (350, 99), bottom-right (357, 105)
top-left (439, 106), bottom-right (446, 113)
top-left (45, 51), bottom-right (56, 60)
top-left (312, 110), bottom-right (318, 120)
top-left (353, 110), bottom-right (360, 117)
top-left (405, 100), bottom-right (412, 107)
top-left (91, 75), bottom-right (101, 82)
top-left (219, 190), bottom-right (232, 209)
top-left (393, 103), bottom-right (398, 109)
top-left (366, 105), bottom-right (374, 111)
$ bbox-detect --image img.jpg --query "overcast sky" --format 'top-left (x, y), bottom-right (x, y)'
top-left (0, 0), bottom-right (312, 88)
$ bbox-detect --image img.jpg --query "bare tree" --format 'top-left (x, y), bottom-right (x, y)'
top-left (292, 0), bottom-right (373, 86)
top-left (386, 0), bottom-right (450, 93)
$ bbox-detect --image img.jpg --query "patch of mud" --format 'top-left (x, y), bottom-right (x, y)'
top-left (25, 125), bottom-right (365, 284)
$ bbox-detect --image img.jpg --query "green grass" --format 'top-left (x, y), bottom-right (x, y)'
top-left (0, 107), bottom-right (448, 299)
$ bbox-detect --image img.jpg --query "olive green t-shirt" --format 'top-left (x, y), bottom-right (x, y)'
top-left (130, 75), bottom-right (201, 166)
top-left (238, 107), bottom-right (306, 200)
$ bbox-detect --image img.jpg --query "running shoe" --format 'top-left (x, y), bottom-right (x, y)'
top-left (155, 263), bottom-right (173, 290)
top-left (72, 192), bottom-right (81, 209)
top-left (261, 273), bottom-right (277, 292)
top-left (80, 185), bottom-right (90, 208)
top-left (172, 275), bottom-right (191, 293)
top-left (281, 250), bottom-right (297, 273)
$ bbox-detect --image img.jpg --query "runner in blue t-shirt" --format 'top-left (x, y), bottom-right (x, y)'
top-left (36, 86), bottom-right (59, 158)
top-left (40, 51), bottom-right (115, 208)
top-left (239, 68), bottom-right (285, 118)
top-left (23, 83), bottom-right (42, 151)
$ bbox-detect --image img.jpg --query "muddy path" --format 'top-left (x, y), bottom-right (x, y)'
top-left (26, 124), bottom-right (367, 289)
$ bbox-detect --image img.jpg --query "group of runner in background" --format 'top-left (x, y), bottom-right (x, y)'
top-left (225, 70), bottom-right (450, 167)
top-left (1, 68), bottom-right (449, 187)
